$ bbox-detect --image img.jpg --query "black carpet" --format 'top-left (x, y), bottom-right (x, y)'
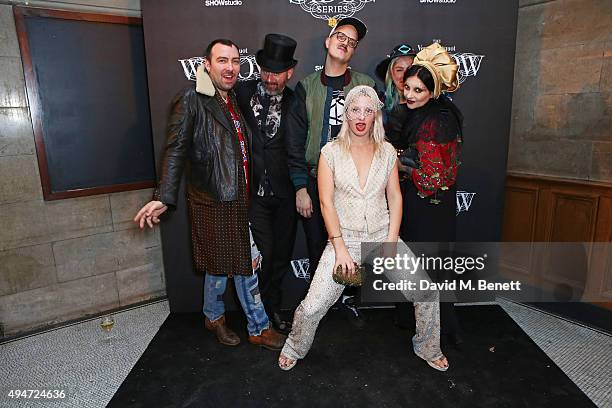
top-left (109, 306), bottom-right (595, 408)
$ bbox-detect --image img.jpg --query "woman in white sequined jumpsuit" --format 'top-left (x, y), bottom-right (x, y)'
top-left (278, 86), bottom-right (449, 371)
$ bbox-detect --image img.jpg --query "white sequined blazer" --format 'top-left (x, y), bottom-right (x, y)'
top-left (320, 140), bottom-right (397, 235)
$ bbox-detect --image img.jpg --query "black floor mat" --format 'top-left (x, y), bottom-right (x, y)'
top-left (109, 306), bottom-right (595, 408)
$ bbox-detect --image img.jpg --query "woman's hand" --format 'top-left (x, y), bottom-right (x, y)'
top-left (397, 161), bottom-right (411, 174)
top-left (397, 161), bottom-right (413, 180)
top-left (334, 244), bottom-right (356, 276)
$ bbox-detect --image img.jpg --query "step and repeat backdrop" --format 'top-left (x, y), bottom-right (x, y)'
top-left (141, 0), bottom-right (519, 311)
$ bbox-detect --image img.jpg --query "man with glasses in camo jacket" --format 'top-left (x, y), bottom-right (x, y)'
top-left (286, 17), bottom-right (376, 328)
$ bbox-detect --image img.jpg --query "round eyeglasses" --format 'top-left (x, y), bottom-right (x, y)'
top-left (331, 31), bottom-right (359, 48)
top-left (346, 106), bottom-right (376, 120)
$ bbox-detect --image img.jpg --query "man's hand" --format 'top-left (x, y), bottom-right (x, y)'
top-left (134, 201), bottom-right (168, 229)
top-left (296, 188), bottom-right (313, 218)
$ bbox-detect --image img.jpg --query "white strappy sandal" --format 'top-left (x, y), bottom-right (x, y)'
top-left (426, 356), bottom-right (449, 372)
top-left (278, 355), bottom-right (297, 371)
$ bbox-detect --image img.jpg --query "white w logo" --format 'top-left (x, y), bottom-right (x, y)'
top-left (456, 191), bottom-right (476, 214)
top-left (291, 258), bottom-right (310, 282)
top-left (452, 53), bottom-right (485, 84)
top-left (178, 57), bottom-right (204, 80)
top-left (178, 55), bottom-right (260, 81)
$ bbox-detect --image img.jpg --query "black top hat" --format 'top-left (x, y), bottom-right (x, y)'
top-left (256, 33), bottom-right (298, 73)
top-left (375, 44), bottom-right (417, 81)
top-left (331, 17), bottom-right (367, 41)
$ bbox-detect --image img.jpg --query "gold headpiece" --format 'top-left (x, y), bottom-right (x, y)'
top-left (413, 43), bottom-right (459, 99)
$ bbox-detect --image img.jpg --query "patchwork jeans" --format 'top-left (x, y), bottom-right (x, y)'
top-left (202, 226), bottom-right (269, 336)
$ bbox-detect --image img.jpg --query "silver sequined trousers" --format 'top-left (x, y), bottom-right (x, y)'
top-left (282, 228), bottom-right (443, 362)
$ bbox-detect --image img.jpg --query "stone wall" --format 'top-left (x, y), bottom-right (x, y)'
top-left (0, 0), bottom-right (165, 337)
top-left (508, 0), bottom-right (612, 181)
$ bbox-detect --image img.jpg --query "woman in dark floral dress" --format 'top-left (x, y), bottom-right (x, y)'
top-left (397, 43), bottom-right (464, 345)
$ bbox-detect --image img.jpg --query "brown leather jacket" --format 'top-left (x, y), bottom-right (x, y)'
top-left (156, 86), bottom-right (252, 208)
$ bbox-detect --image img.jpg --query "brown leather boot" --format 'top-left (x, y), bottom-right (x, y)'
top-left (248, 326), bottom-right (287, 350)
top-left (205, 315), bottom-right (240, 346)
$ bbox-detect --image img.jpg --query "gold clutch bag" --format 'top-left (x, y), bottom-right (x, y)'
top-left (332, 263), bottom-right (365, 287)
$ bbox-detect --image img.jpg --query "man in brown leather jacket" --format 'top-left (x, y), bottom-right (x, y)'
top-left (134, 39), bottom-right (285, 350)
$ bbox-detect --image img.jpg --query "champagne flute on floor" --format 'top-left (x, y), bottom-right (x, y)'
top-left (100, 314), bottom-right (115, 341)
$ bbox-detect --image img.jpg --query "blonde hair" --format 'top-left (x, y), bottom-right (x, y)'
top-left (335, 85), bottom-right (385, 154)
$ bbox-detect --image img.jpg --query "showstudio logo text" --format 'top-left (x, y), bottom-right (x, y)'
top-left (204, 0), bottom-right (243, 6)
top-left (419, 0), bottom-right (457, 3)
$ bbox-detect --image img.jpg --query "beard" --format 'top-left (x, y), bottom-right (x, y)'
top-left (216, 82), bottom-right (233, 91)
top-left (263, 81), bottom-right (283, 96)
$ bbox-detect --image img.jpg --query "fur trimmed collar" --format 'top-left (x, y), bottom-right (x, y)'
top-left (195, 64), bottom-right (215, 96)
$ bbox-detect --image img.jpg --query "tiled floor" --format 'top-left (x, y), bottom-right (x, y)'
top-left (498, 299), bottom-right (612, 408)
top-left (0, 300), bottom-right (170, 408)
top-left (0, 299), bottom-right (610, 407)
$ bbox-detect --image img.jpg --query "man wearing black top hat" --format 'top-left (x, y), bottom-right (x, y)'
top-left (235, 34), bottom-right (298, 334)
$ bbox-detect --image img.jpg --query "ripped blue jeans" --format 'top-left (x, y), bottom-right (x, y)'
top-left (203, 273), bottom-right (270, 336)
top-left (202, 227), bottom-right (269, 336)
